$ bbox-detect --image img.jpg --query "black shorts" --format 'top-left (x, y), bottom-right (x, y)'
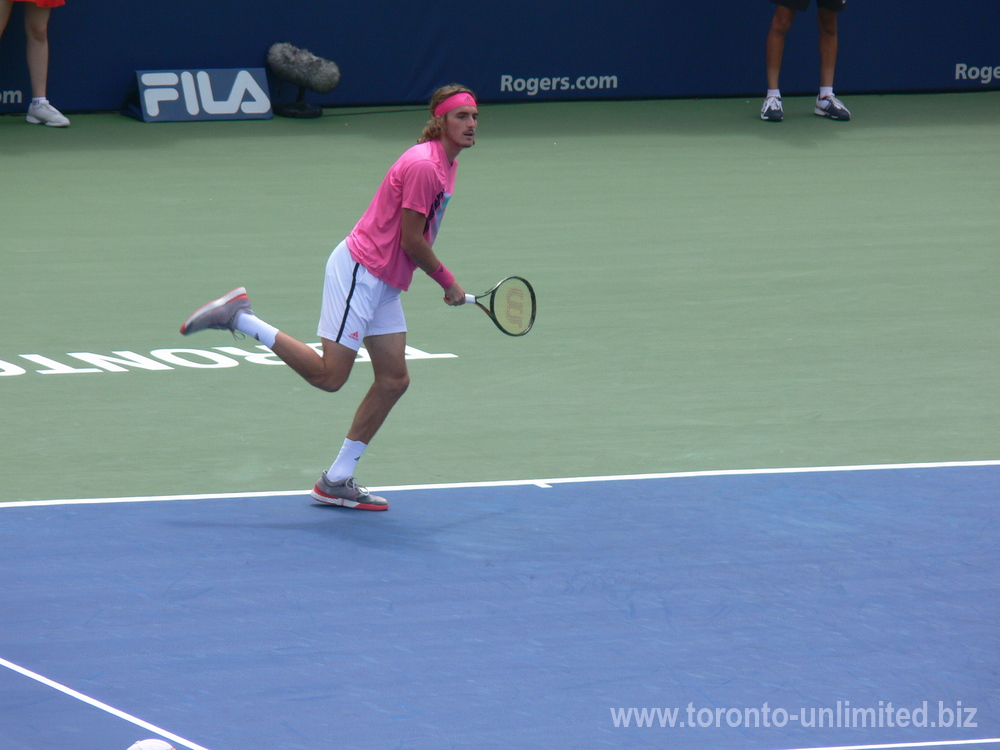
top-left (771, 0), bottom-right (846, 12)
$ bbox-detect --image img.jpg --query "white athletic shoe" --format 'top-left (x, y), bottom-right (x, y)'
top-left (761, 95), bottom-right (783, 122)
top-left (26, 100), bottom-right (70, 127)
top-left (179, 287), bottom-right (252, 336)
top-left (311, 473), bottom-right (389, 511)
top-left (814, 95), bottom-right (851, 121)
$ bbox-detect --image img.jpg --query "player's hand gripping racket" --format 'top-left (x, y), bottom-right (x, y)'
top-left (465, 276), bottom-right (536, 336)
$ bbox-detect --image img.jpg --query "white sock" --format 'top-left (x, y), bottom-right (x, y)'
top-left (234, 312), bottom-right (278, 348)
top-left (328, 439), bottom-right (367, 482)
top-left (767, 89), bottom-right (781, 99)
top-left (32, 97), bottom-right (47, 105)
top-left (819, 86), bottom-right (834, 100)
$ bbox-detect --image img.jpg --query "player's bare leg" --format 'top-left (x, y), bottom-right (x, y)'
top-left (270, 333), bottom-right (356, 393)
top-left (346, 332), bottom-right (409, 444)
top-left (310, 332), bottom-right (407, 511)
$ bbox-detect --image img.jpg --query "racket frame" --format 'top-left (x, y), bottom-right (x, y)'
top-left (466, 276), bottom-right (536, 336)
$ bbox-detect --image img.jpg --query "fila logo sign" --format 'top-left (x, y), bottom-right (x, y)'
top-left (129, 68), bottom-right (272, 122)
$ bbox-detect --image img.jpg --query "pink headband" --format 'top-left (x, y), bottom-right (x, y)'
top-left (434, 92), bottom-right (477, 117)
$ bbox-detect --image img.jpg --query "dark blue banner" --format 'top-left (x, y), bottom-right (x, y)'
top-left (0, 0), bottom-right (997, 115)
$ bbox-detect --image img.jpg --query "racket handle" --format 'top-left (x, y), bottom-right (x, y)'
top-left (465, 293), bottom-right (476, 304)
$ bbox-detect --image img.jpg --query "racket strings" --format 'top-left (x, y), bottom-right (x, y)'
top-left (493, 278), bottom-right (534, 335)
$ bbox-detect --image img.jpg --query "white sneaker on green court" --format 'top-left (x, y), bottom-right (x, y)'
top-left (26, 100), bottom-right (70, 127)
top-left (761, 95), bottom-right (783, 122)
top-left (815, 95), bottom-right (851, 121)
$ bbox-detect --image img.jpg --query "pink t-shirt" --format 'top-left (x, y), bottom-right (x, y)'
top-left (346, 139), bottom-right (457, 291)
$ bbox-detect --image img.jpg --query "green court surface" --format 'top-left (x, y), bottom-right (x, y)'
top-left (1, 93), bottom-right (997, 502)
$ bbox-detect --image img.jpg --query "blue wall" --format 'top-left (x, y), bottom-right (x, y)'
top-left (1, 0), bottom-right (997, 114)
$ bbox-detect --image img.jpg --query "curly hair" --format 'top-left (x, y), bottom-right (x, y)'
top-left (418, 84), bottom-right (477, 143)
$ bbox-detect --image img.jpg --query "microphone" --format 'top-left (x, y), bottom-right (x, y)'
top-left (266, 42), bottom-right (341, 118)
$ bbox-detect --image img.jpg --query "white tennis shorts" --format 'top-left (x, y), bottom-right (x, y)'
top-left (317, 240), bottom-right (406, 351)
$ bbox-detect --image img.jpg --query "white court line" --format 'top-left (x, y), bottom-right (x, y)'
top-left (763, 738), bottom-right (1000, 750)
top-left (2, 459), bottom-right (998, 508)
top-left (0, 656), bottom-right (212, 750)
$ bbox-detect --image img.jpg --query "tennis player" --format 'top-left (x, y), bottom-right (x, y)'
top-left (180, 84), bottom-right (479, 510)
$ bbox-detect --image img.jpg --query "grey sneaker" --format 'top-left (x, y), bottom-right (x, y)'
top-left (311, 472), bottom-right (389, 511)
top-left (26, 100), bottom-right (70, 127)
top-left (815, 95), bottom-right (851, 121)
top-left (761, 95), bottom-right (783, 122)
top-left (179, 287), bottom-right (252, 335)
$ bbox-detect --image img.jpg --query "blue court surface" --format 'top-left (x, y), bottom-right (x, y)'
top-left (2, 463), bottom-right (998, 750)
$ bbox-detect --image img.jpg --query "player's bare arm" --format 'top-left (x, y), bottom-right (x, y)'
top-left (400, 207), bottom-right (465, 305)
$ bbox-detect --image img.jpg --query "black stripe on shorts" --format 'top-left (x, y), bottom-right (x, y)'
top-left (335, 262), bottom-right (361, 343)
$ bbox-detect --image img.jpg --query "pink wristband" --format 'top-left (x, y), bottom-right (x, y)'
top-left (428, 263), bottom-right (455, 290)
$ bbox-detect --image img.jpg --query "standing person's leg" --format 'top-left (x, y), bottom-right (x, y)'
top-left (23, 2), bottom-right (69, 126)
top-left (23, 3), bottom-right (50, 98)
top-left (762, 4), bottom-right (796, 121)
top-left (766, 5), bottom-right (797, 91)
top-left (817, 7), bottom-right (838, 90)
top-left (814, 5), bottom-right (851, 119)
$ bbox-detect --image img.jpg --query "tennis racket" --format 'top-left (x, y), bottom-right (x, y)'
top-left (465, 276), bottom-right (536, 336)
